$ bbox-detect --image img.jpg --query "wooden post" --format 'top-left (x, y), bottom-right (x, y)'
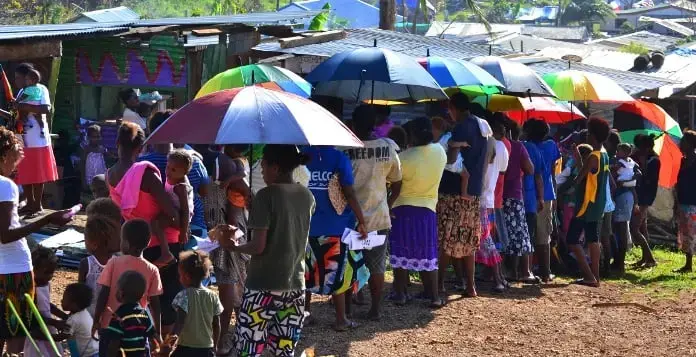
top-left (379, 0), bottom-right (395, 30)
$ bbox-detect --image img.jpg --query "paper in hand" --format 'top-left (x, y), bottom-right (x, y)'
top-left (340, 228), bottom-right (386, 250)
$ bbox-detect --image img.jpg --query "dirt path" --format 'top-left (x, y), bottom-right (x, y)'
top-left (52, 269), bottom-right (694, 357)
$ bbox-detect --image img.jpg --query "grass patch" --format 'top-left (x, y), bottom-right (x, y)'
top-left (605, 246), bottom-right (695, 298)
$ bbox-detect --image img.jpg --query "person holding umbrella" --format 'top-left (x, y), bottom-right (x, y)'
top-left (344, 105), bottom-right (402, 320)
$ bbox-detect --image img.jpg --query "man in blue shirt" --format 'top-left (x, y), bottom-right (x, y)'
top-left (445, 93), bottom-right (488, 297)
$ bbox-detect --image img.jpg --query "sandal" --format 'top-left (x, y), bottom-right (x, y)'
top-left (429, 297), bottom-right (447, 309)
top-left (332, 320), bottom-right (359, 332)
top-left (571, 278), bottom-right (599, 288)
top-left (519, 275), bottom-right (542, 285)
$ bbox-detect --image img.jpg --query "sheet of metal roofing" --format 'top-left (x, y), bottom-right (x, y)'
top-left (134, 11), bottom-right (319, 26)
top-left (78, 6), bottom-right (140, 23)
top-left (254, 28), bottom-right (511, 58)
top-left (0, 27), bottom-right (128, 41)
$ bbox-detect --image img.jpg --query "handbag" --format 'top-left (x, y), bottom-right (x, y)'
top-left (328, 173), bottom-right (347, 215)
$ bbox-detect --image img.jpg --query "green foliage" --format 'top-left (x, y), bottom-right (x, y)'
top-left (676, 36), bottom-right (695, 46)
top-left (308, 2), bottom-right (331, 31)
top-left (619, 41), bottom-right (650, 55)
top-left (482, 0), bottom-right (513, 23)
top-left (619, 20), bottom-right (635, 34)
top-left (561, 0), bottom-right (615, 25)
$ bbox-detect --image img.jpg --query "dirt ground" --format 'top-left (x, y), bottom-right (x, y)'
top-left (50, 269), bottom-right (695, 357)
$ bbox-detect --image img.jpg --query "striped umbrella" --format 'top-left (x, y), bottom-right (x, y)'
top-left (196, 64), bottom-right (312, 99)
top-left (470, 94), bottom-right (585, 124)
top-left (417, 56), bottom-right (504, 90)
top-left (148, 87), bottom-right (362, 147)
top-left (614, 101), bottom-right (682, 188)
top-left (542, 70), bottom-right (634, 102)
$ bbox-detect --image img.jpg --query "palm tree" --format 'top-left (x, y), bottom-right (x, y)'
top-left (379, 0), bottom-right (489, 31)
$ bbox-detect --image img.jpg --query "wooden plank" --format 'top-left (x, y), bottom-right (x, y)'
top-left (192, 28), bottom-right (222, 36)
top-left (257, 54), bottom-right (296, 64)
top-left (279, 30), bottom-right (346, 49)
top-left (0, 41), bottom-right (61, 61)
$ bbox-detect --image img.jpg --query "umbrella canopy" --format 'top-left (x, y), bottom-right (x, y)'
top-left (147, 87), bottom-right (363, 147)
top-left (614, 101), bottom-right (683, 188)
top-left (417, 56), bottom-right (504, 90)
top-left (195, 64), bottom-right (312, 99)
top-left (501, 98), bottom-right (585, 125)
top-left (542, 70), bottom-right (634, 103)
top-left (305, 46), bottom-right (447, 105)
top-left (470, 56), bottom-right (556, 97)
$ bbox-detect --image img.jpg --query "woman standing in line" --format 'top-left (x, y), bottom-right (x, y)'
top-left (631, 134), bottom-right (660, 268)
top-left (675, 130), bottom-right (696, 273)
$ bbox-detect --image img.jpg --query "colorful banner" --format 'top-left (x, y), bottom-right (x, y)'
top-left (76, 49), bottom-right (187, 88)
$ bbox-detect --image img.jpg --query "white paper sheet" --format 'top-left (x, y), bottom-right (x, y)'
top-left (340, 228), bottom-right (386, 251)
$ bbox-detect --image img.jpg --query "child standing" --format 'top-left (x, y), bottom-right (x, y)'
top-left (82, 125), bottom-right (108, 191)
top-left (61, 283), bottom-right (99, 357)
top-left (15, 68), bottom-right (45, 136)
top-left (79, 198), bottom-right (123, 317)
top-left (24, 246), bottom-right (67, 357)
top-left (102, 271), bottom-right (159, 357)
top-left (164, 251), bottom-right (223, 357)
top-left (152, 149), bottom-right (194, 268)
top-left (94, 219), bottom-right (164, 356)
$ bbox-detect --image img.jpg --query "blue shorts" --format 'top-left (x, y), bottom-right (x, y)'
top-left (613, 191), bottom-right (634, 223)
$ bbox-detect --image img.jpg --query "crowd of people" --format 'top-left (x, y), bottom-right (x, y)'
top-left (1, 62), bottom-right (696, 357)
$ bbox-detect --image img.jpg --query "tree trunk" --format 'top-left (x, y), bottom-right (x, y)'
top-left (379, 0), bottom-right (395, 30)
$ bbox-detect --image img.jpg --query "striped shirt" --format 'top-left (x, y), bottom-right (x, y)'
top-left (103, 303), bottom-right (155, 356)
top-left (138, 152), bottom-right (210, 228)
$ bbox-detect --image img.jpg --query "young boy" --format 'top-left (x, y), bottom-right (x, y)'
top-left (568, 118), bottom-right (611, 287)
top-left (103, 271), bottom-right (159, 357)
top-left (61, 283), bottom-right (99, 357)
top-left (93, 219), bottom-right (164, 356)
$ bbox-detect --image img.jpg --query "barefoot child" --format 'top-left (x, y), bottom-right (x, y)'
top-left (163, 251), bottom-right (223, 357)
top-left (152, 150), bottom-right (194, 267)
top-left (79, 198), bottom-right (123, 317)
top-left (103, 271), bottom-right (160, 357)
top-left (61, 283), bottom-right (99, 357)
top-left (94, 219), bottom-right (164, 355)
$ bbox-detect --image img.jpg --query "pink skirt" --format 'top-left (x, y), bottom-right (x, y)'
top-left (15, 146), bottom-right (58, 185)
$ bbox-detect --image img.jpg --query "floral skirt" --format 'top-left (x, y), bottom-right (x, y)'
top-left (389, 206), bottom-right (438, 271)
top-left (305, 236), bottom-right (370, 295)
top-left (678, 205), bottom-right (696, 255)
top-left (437, 195), bottom-right (481, 258)
top-left (476, 208), bottom-right (502, 267)
top-left (502, 198), bottom-right (533, 256)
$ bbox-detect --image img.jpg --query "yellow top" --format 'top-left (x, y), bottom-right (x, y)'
top-left (393, 143), bottom-right (447, 212)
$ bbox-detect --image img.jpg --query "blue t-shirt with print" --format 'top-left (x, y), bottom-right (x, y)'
top-left (522, 141), bottom-right (544, 214)
top-left (536, 139), bottom-right (561, 201)
top-left (303, 146), bottom-right (356, 237)
top-left (451, 115), bottom-right (487, 197)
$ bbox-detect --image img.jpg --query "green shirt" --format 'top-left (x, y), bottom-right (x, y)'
top-left (247, 183), bottom-right (315, 291)
top-left (172, 287), bottom-right (223, 348)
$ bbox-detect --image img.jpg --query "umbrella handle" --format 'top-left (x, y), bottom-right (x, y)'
top-left (356, 69), bottom-right (366, 103)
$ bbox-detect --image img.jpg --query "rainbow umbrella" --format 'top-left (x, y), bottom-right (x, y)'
top-left (614, 101), bottom-right (683, 188)
top-left (196, 64), bottom-right (312, 99)
top-left (542, 70), bottom-right (634, 102)
top-left (470, 94), bottom-right (585, 124)
top-left (147, 86), bottom-right (362, 147)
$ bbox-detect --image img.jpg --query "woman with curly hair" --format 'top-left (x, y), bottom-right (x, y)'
top-left (0, 127), bottom-right (71, 354)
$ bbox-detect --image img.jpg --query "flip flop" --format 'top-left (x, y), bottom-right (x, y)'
top-left (429, 297), bottom-right (447, 309)
top-left (332, 321), bottom-right (359, 332)
top-left (519, 276), bottom-right (542, 285)
top-left (571, 279), bottom-right (599, 288)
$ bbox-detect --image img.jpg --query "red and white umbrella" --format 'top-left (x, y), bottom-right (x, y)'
top-left (147, 87), bottom-right (363, 147)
